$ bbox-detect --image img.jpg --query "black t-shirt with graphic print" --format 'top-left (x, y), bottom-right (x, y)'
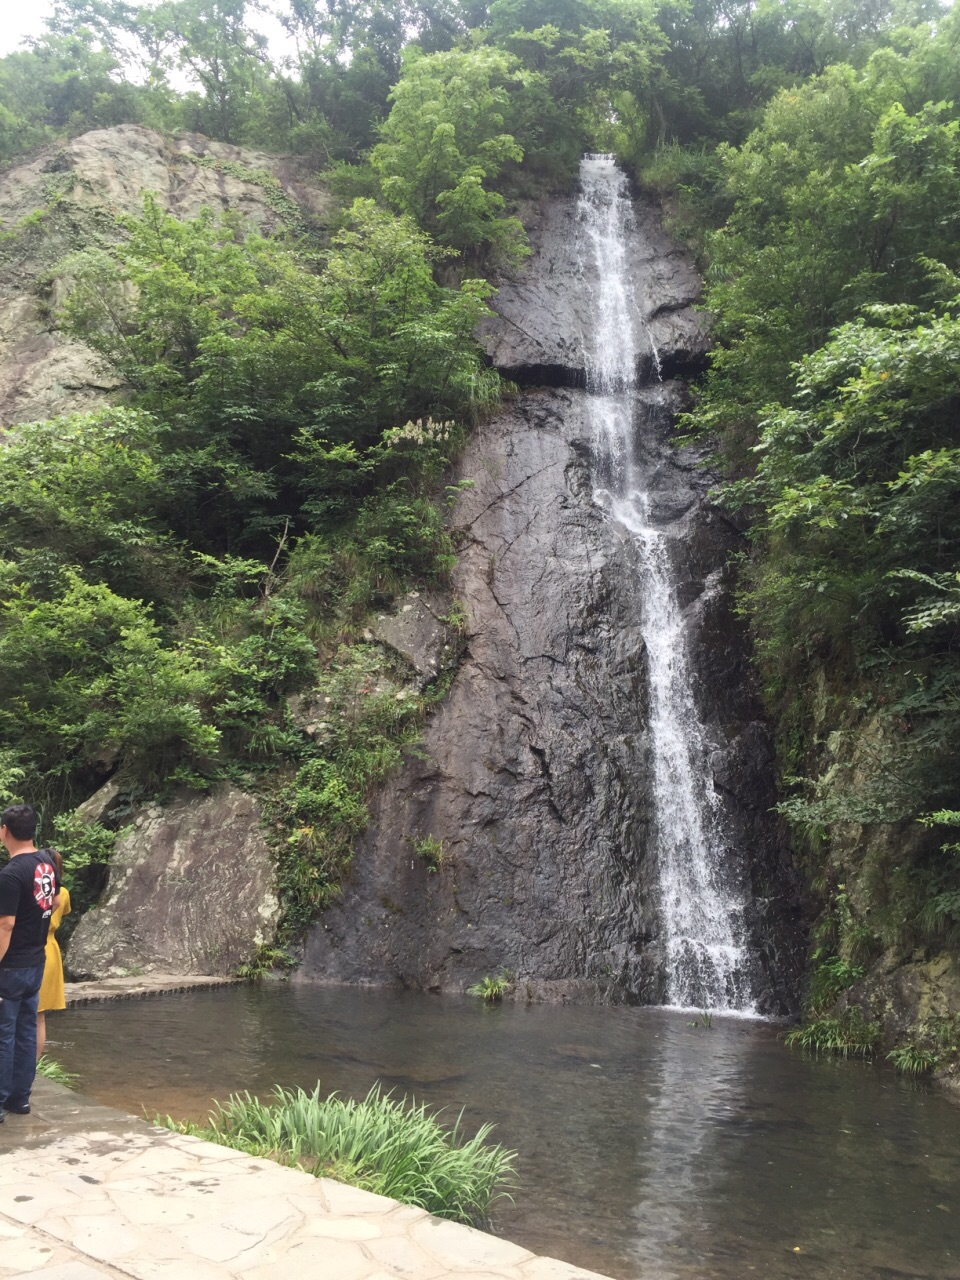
top-left (0, 850), bottom-right (60, 968)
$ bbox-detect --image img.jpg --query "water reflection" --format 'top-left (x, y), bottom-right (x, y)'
top-left (631, 1016), bottom-right (753, 1279)
top-left (51, 987), bottom-right (960, 1280)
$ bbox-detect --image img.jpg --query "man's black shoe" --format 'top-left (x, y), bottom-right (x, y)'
top-left (3, 1101), bottom-right (29, 1114)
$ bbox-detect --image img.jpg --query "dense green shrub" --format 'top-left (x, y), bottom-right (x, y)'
top-left (0, 409), bottom-right (184, 606)
top-left (723, 300), bottom-right (960, 947)
top-left (0, 570), bottom-right (218, 794)
top-left (59, 196), bottom-right (498, 553)
top-left (1, 175), bottom-right (486, 939)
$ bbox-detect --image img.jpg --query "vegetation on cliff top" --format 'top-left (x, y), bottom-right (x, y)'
top-left (0, 164), bottom-right (494, 929)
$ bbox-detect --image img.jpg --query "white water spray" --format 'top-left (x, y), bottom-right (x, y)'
top-left (577, 154), bottom-right (756, 1012)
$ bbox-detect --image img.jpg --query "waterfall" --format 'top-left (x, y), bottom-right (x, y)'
top-left (577, 154), bottom-right (757, 1013)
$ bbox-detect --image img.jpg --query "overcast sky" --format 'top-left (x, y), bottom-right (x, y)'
top-left (0, 2), bottom-right (56, 56)
top-left (0, 2), bottom-right (296, 78)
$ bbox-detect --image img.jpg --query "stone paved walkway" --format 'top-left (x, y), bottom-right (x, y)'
top-left (0, 1081), bottom-right (610, 1280)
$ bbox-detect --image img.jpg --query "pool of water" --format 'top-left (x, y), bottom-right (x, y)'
top-left (49, 985), bottom-right (960, 1280)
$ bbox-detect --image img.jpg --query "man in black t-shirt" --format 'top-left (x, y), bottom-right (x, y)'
top-left (0, 803), bottom-right (60, 1120)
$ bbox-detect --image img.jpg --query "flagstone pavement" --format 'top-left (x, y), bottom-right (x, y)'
top-left (0, 1080), bottom-right (611, 1280)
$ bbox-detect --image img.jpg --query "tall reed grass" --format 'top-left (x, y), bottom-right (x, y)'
top-left (163, 1083), bottom-right (517, 1226)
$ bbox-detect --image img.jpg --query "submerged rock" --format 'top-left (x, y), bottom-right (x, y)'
top-left (66, 785), bottom-right (279, 979)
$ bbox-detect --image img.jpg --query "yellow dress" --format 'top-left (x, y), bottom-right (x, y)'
top-left (38, 887), bottom-right (71, 1013)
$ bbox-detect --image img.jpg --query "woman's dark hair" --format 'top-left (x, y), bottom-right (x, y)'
top-left (0, 804), bottom-right (38, 841)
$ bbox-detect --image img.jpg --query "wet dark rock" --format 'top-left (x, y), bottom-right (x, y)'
top-left (478, 195), bottom-right (708, 384)
top-left (300, 183), bottom-right (804, 1011)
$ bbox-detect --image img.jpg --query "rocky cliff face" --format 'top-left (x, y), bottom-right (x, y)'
top-left (299, 189), bottom-right (805, 1011)
top-left (1, 132), bottom-right (804, 1005)
top-left (0, 126), bottom-right (331, 979)
top-left (0, 124), bottom-right (331, 426)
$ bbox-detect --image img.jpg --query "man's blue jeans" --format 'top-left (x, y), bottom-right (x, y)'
top-left (0, 963), bottom-right (45, 1108)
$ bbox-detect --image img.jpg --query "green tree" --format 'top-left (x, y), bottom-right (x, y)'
top-left (44, 0), bottom-right (275, 144)
top-left (271, 0), bottom-right (475, 160)
top-left (645, 0), bottom-right (951, 152)
top-left (0, 570), bottom-right (219, 796)
top-left (722, 295), bottom-right (960, 948)
top-left (60, 195), bottom-right (498, 566)
top-left (0, 409), bottom-right (184, 606)
top-left (695, 48), bottom-right (960, 444)
top-left (0, 28), bottom-right (165, 163)
top-left (164, 0), bottom-right (275, 142)
top-left (371, 45), bottom-right (529, 265)
top-left (486, 0), bottom-right (668, 167)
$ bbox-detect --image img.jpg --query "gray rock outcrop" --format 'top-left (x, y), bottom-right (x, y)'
top-left (299, 188), bottom-right (804, 1011)
top-left (0, 124), bottom-right (332, 425)
top-left (67, 785), bottom-right (279, 979)
top-left (372, 591), bottom-right (451, 689)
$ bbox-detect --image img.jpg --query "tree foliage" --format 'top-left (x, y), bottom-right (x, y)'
top-left (371, 45), bottom-right (529, 265)
top-left (680, 9), bottom-right (960, 972)
top-left (0, 163), bottom-right (493, 935)
top-left (59, 194), bottom-right (497, 549)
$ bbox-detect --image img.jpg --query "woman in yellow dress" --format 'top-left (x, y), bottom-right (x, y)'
top-left (37, 850), bottom-right (71, 1060)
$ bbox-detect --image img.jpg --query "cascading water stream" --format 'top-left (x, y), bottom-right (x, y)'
top-left (577, 153), bottom-right (757, 1013)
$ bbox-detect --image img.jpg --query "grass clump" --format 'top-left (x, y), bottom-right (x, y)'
top-left (784, 1009), bottom-right (881, 1058)
top-left (161, 1083), bottom-right (516, 1226)
top-left (466, 970), bottom-right (512, 1002)
top-left (235, 944), bottom-right (298, 980)
top-left (886, 1045), bottom-right (939, 1076)
top-left (36, 1056), bottom-right (80, 1089)
top-left (884, 1013), bottom-right (960, 1076)
top-left (411, 834), bottom-right (449, 873)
